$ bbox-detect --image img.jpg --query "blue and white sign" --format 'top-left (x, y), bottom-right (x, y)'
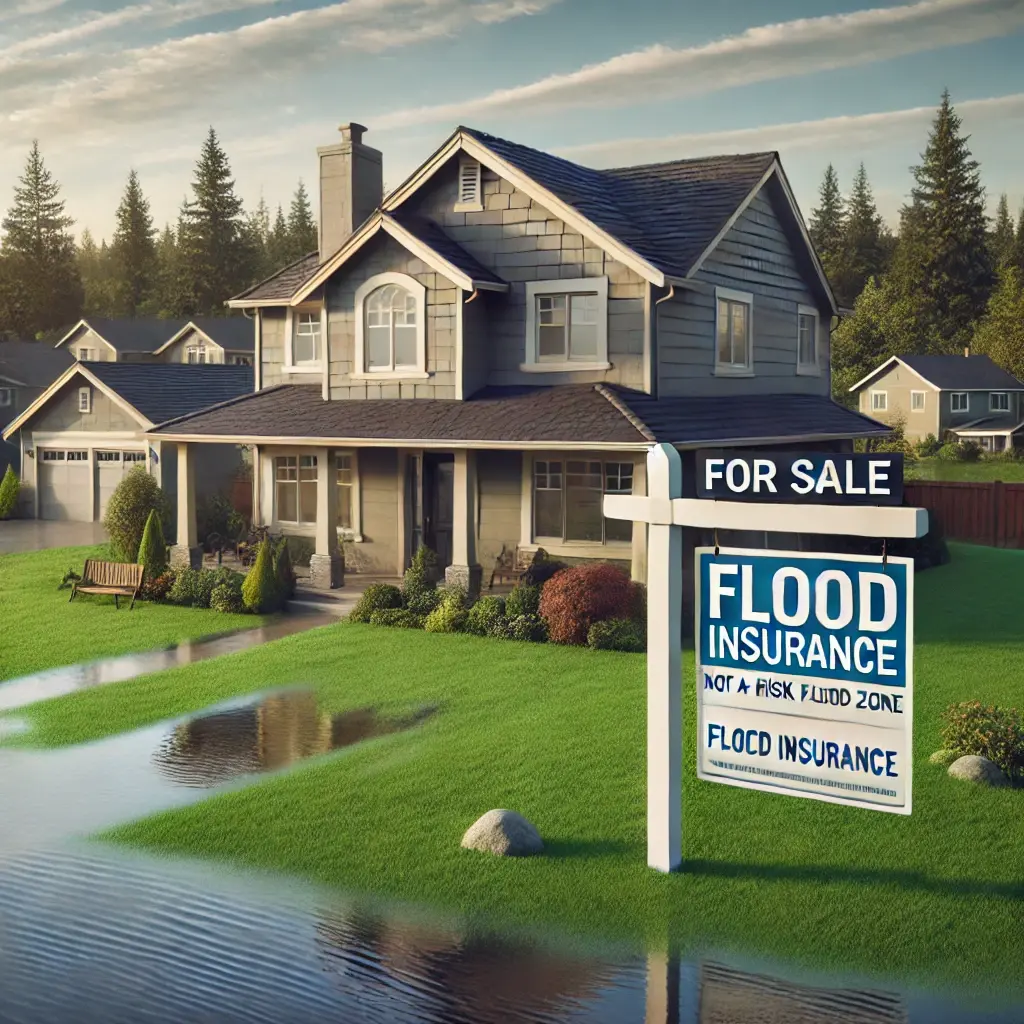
top-left (696, 547), bottom-right (914, 814)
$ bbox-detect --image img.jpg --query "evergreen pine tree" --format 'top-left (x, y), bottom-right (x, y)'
top-left (838, 164), bottom-right (889, 306)
top-left (241, 194), bottom-right (272, 283)
top-left (267, 204), bottom-right (290, 270)
top-left (177, 128), bottom-right (250, 315)
top-left (286, 179), bottom-right (317, 260)
top-left (990, 194), bottom-right (1015, 269)
top-left (78, 230), bottom-right (117, 317)
top-left (890, 90), bottom-right (994, 354)
top-left (151, 222), bottom-right (179, 317)
top-left (972, 265), bottom-right (1024, 381)
top-left (808, 165), bottom-right (845, 297)
top-left (0, 141), bottom-right (83, 336)
top-left (110, 169), bottom-right (157, 317)
top-left (1014, 202), bottom-right (1024, 275)
top-left (136, 508), bottom-right (168, 581)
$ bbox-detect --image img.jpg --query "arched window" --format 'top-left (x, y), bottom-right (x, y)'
top-left (365, 284), bottom-right (418, 371)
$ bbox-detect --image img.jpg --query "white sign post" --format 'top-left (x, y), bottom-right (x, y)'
top-left (604, 443), bottom-right (927, 873)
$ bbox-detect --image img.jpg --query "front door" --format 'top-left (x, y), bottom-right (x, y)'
top-left (423, 454), bottom-right (454, 570)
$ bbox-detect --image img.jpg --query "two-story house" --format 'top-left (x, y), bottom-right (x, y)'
top-left (58, 317), bottom-right (254, 365)
top-left (851, 353), bottom-right (1024, 451)
top-left (148, 123), bottom-right (888, 605)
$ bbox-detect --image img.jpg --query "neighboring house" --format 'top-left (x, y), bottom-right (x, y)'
top-left (147, 122), bottom-right (888, 600)
top-left (0, 340), bottom-right (75, 479)
top-left (2, 362), bottom-right (253, 522)
top-left (56, 317), bottom-right (254, 365)
top-left (851, 353), bottom-right (1024, 451)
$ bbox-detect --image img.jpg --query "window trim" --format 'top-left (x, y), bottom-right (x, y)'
top-left (990, 392), bottom-right (1010, 412)
top-left (0, 387), bottom-right (12, 408)
top-left (186, 344), bottom-right (208, 364)
top-left (77, 347), bottom-right (95, 361)
top-left (352, 272), bottom-right (429, 380)
top-left (714, 286), bottom-right (754, 377)
top-left (950, 392), bottom-right (969, 413)
top-left (283, 303), bottom-right (326, 374)
top-left (335, 448), bottom-right (362, 542)
top-left (795, 303), bottom-right (820, 376)
top-left (272, 452), bottom-right (319, 527)
top-left (870, 390), bottom-right (887, 412)
top-left (78, 387), bottom-right (91, 414)
top-left (521, 276), bottom-right (610, 373)
top-left (910, 390), bottom-right (926, 412)
top-left (454, 158), bottom-right (483, 213)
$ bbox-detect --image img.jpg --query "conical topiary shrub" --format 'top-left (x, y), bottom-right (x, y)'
top-left (241, 536), bottom-right (279, 613)
top-left (0, 465), bottom-right (20, 519)
top-left (136, 508), bottom-right (168, 581)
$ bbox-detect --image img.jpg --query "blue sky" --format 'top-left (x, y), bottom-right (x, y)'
top-left (1, 0), bottom-right (1022, 242)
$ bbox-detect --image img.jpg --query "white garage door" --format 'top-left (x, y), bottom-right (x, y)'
top-left (38, 450), bottom-right (91, 521)
top-left (95, 450), bottom-right (146, 521)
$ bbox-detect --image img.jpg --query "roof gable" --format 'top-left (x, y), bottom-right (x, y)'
top-left (57, 317), bottom-right (189, 354)
top-left (850, 355), bottom-right (1024, 393)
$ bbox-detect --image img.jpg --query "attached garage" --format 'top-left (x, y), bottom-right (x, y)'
top-left (38, 450), bottom-right (91, 521)
top-left (95, 450), bottom-right (147, 520)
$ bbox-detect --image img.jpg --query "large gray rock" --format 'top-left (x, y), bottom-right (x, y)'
top-left (461, 809), bottom-right (543, 857)
top-left (948, 755), bottom-right (1009, 787)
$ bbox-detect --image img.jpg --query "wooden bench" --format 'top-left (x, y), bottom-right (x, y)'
top-left (69, 559), bottom-right (145, 610)
top-left (488, 545), bottom-right (543, 590)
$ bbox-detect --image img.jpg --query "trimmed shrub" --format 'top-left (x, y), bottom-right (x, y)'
top-left (167, 567), bottom-right (220, 608)
top-left (349, 583), bottom-right (403, 623)
top-left (102, 465), bottom-right (169, 562)
top-left (539, 562), bottom-right (643, 646)
top-left (522, 551), bottom-right (569, 589)
top-left (465, 595), bottom-right (505, 636)
top-left (941, 701), bottom-right (1024, 780)
top-left (241, 537), bottom-right (280, 614)
top-left (403, 544), bottom-right (440, 615)
top-left (141, 570), bottom-right (175, 602)
top-left (937, 440), bottom-right (982, 462)
top-left (0, 464), bottom-right (20, 519)
top-left (916, 433), bottom-right (942, 458)
top-left (424, 587), bottom-right (468, 633)
top-left (136, 509), bottom-right (168, 582)
top-left (505, 583), bottom-right (541, 618)
top-left (588, 618), bottom-right (646, 653)
top-left (489, 614), bottom-right (548, 643)
top-left (273, 538), bottom-right (297, 600)
top-left (369, 608), bottom-right (425, 629)
top-left (210, 578), bottom-right (245, 614)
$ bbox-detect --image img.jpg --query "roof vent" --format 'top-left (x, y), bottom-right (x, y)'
top-left (455, 158), bottom-right (482, 211)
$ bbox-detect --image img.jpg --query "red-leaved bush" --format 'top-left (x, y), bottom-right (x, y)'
top-left (538, 562), bottom-right (644, 645)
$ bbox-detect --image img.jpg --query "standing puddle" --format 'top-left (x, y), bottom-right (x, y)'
top-left (0, 688), bottom-right (435, 855)
top-left (0, 612), bottom-right (337, 714)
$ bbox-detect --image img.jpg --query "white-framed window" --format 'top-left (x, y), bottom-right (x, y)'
top-left (0, 387), bottom-right (12, 407)
top-left (283, 306), bottom-right (324, 372)
top-left (455, 158), bottom-right (482, 212)
top-left (231, 355), bottom-right (252, 366)
top-left (66, 450), bottom-right (87, 461)
top-left (76, 347), bottom-right (95, 361)
top-left (990, 392), bottom-right (1010, 412)
top-left (532, 458), bottom-right (634, 544)
top-left (123, 450), bottom-right (146, 464)
top-left (186, 345), bottom-right (207, 364)
top-left (96, 451), bottom-right (120, 463)
top-left (353, 273), bottom-right (428, 379)
top-left (274, 454), bottom-right (317, 525)
top-left (911, 391), bottom-right (926, 411)
top-left (78, 387), bottom-right (91, 414)
top-left (715, 287), bottom-right (754, 375)
top-left (951, 392), bottom-right (969, 413)
top-left (796, 304), bottom-right (819, 374)
top-left (870, 391), bottom-right (887, 412)
top-left (41, 449), bottom-right (65, 462)
top-left (522, 277), bottom-right (609, 372)
top-left (337, 452), bottom-right (353, 531)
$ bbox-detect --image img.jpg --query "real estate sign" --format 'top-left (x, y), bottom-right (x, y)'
top-left (695, 547), bottom-right (914, 814)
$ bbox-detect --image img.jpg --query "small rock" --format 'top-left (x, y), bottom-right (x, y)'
top-left (947, 755), bottom-right (1009, 787)
top-left (928, 749), bottom-right (959, 767)
top-left (461, 809), bottom-right (543, 857)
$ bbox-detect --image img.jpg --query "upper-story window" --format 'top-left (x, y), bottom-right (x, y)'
top-left (911, 391), bottom-right (926, 411)
top-left (796, 304), bottom-right (819, 374)
top-left (0, 387), bottom-right (12, 408)
top-left (186, 345), bottom-right (207, 364)
top-left (990, 392), bottom-right (1010, 412)
top-left (871, 391), bottom-right (887, 412)
top-left (292, 311), bottom-right (322, 367)
top-left (353, 273), bottom-right (428, 379)
top-left (522, 277), bottom-right (609, 373)
top-left (77, 347), bottom-right (95, 361)
top-left (231, 355), bottom-right (252, 366)
top-left (951, 392), bottom-right (969, 413)
top-left (455, 158), bottom-right (482, 212)
top-left (715, 287), bottom-right (753, 375)
top-left (78, 387), bottom-right (91, 414)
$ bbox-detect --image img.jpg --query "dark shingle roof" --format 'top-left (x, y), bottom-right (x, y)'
top-left (231, 252), bottom-right (320, 303)
top-left (66, 318), bottom-right (189, 354)
top-left (83, 362), bottom-right (254, 424)
top-left (898, 355), bottom-right (1024, 391)
top-left (187, 317), bottom-right (255, 352)
top-left (0, 340), bottom-right (74, 387)
top-left (388, 212), bottom-right (506, 286)
top-left (149, 383), bottom-right (886, 447)
top-left (461, 127), bottom-right (777, 279)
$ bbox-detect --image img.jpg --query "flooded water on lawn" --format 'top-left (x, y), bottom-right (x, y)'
top-left (0, 612), bottom-right (337, 713)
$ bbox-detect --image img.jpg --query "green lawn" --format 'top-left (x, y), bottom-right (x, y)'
top-left (0, 545), bottom-right (270, 682)
top-left (8, 544), bottom-right (1024, 994)
top-left (905, 457), bottom-right (1024, 482)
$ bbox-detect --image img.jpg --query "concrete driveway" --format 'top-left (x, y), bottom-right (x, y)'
top-left (0, 521), bottom-right (107, 554)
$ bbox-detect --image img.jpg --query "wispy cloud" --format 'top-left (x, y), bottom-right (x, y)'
top-left (557, 93), bottom-right (1024, 165)
top-left (0, 0), bottom-right (562, 142)
top-left (0, 0), bottom-right (71, 21)
top-left (374, 0), bottom-right (1024, 129)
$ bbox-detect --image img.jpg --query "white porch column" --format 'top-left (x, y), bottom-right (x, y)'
top-left (445, 448), bottom-right (482, 599)
top-left (309, 449), bottom-right (343, 590)
top-left (170, 441), bottom-right (202, 569)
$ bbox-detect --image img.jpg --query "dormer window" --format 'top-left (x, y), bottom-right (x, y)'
top-left (353, 273), bottom-right (428, 379)
top-left (521, 277), bottom-right (610, 373)
top-left (285, 307), bottom-right (324, 372)
top-left (455, 158), bottom-right (482, 212)
top-left (77, 348), bottom-right (95, 361)
top-left (186, 345), bottom-right (207, 364)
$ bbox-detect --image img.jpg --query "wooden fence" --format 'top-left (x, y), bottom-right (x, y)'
top-left (904, 480), bottom-right (1024, 548)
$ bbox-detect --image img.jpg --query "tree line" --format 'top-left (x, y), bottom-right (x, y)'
top-left (0, 127), bottom-right (317, 340)
top-left (817, 91), bottom-right (1024, 401)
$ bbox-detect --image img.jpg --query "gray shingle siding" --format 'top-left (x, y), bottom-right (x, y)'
top-left (260, 310), bottom-right (287, 389)
top-left (658, 183), bottom-right (830, 398)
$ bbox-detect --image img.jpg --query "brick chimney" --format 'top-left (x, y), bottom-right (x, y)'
top-left (317, 123), bottom-right (382, 262)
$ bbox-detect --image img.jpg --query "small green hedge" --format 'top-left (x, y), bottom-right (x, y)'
top-left (369, 608), bottom-right (425, 628)
top-left (588, 618), bottom-right (645, 653)
top-left (941, 700), bottom-right (1024, 780)
top-left (350, 583), bottom-right (403, 623)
